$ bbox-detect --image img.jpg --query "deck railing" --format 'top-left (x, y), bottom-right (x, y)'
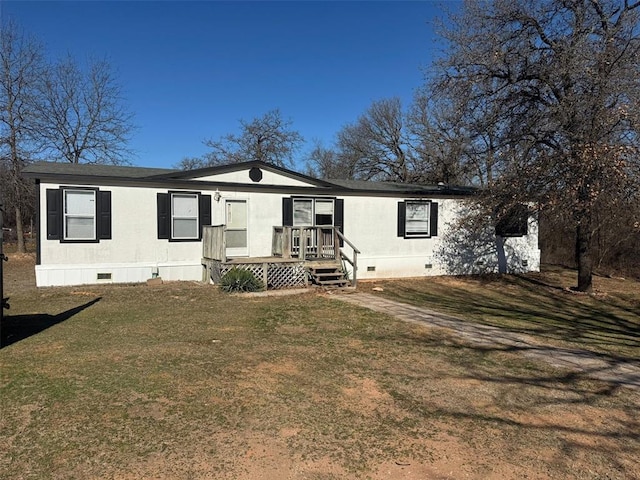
top-left (203, 225), bottom-right (361, 287)
top-left (202, 225), bottom-right (226, 261)
top-left (272, 226), bottom-right (361, 286)
top-left (336, 229), bottom-right (361, 287)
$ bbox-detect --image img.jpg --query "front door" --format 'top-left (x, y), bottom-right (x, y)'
top-left (225, 200), bottom-right (248, 257)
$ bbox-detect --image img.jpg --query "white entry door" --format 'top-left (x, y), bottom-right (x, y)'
top-left (225, 200), bottom-right (248, 257)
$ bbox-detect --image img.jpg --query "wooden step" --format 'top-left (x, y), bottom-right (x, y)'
top-left (316, 279), bottom-right (350, 286)
top-left (306, 262), bottom-right (350, 288)
top-left (307, 261), bottom-right (341, 268)
top-left (307, 266), bottom-right (341, 272)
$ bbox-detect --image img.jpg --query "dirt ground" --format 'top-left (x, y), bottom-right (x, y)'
top-left (2, 252), bottom-right (36, 293)
top-left (2, 251), bottom-right (639, 480)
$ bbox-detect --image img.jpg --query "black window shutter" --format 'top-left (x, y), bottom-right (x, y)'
top-left (282, 197), bottom-right (293, 226)
top-left (429, 202), bottom-right (439, 237)
top-left (157, 193), bottom-right (170, 239)
top-left (199, 194), bottom-right (212, 238)
top-left (334, 198), bottom-right (344, 246)
top-left (397, 201), bottom-right (406, 237)
top-left (46, 189), bottom-right (62, 240)
top-left (97, 190), bottom-right (112, 240)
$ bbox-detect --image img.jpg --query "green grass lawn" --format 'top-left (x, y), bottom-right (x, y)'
top-left (1, 257), bottom-right (639, 479)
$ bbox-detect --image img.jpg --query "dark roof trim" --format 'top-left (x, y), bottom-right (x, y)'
top-left (147, 160), bottom-right (337, 188)
top-left (22, 161), bottom-right (175, 178)
top-left (22, 161), bottom-right (477, 197)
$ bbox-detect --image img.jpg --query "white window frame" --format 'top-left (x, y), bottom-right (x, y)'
top-left (171, 193), bottom-right (199, 240)
top-left (292, 198), bottom-right (334, 227)
top-left (404, 201), bottom-right (430, 238)
top-left (63, 189), bottom-right (96, 241)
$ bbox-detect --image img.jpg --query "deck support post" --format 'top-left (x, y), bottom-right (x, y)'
top-left (262, 262), bottom-right (268, 290)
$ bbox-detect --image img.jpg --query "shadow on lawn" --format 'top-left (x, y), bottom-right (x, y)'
top-left (374, 329), bottom-right (640, 477)
top-left (0, 297), bottom-right (101, 348)
top-left (383, 276), bottom-right (640, 357)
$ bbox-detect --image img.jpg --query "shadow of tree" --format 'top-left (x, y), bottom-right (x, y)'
top-left (1, 297), bottom-right (101, 348)
top-left (380, 276), bottom-right (639, 358)
top-left (435, 204), bottom-right (536, 275)
top-left (365, 328), bottom-right (640, 476)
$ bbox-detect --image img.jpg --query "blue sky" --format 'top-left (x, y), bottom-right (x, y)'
top-left (3, 1), bottom-right (460, 170)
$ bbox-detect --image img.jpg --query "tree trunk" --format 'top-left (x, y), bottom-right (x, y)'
top-left (576, 221), bottom-right (592, 292)
top-left (496, 235), bottom-right (507, 274)
top-left (15, 206), bottom-right (25, 254)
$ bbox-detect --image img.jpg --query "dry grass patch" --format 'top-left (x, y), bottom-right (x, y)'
top-left (1, 256), bottom-right (639, 479)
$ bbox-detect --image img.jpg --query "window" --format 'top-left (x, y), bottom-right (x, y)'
top-left (397, 200), bottom-right (438, 238)
top-left (405, 201), bottom-right (430, 237)
top-left (64, 189), bottom-right (96, 240)
top-left (292, 198), bottom-right (334, 226)
top-left (283, 197), bottom-right (344, 247)
top-left (293, 199), bottom-right (313, 226)
top-left (157, 191), bottom-right (211, 241)
top-left (172, 193), bottom-right (199, 239)
top-left (495, 204), bottom-right (528, 237)
top-left (46, 187), bottom-right (111, 243)
top-left (314, 199), bottom-right (334, 226)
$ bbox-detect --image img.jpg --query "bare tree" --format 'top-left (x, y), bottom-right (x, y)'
top-left (434, 0), bottom-right (640, 291)
top-left (0, 21), bottom-right (43, 253)
top-left (36, 55), bottom-right (134, 164)
top-left (408, 92), bottom-right (472, 185)
top-left (174, 156), bottom-right (209, 171)
top-left (322, 96), bottom-right (472, 185)
top-left (304, 141), bottom-right (350, 179)
top-left (331, 97), bottom-right (421, 182)
top-left (203, 109), bottom-right (303, 168)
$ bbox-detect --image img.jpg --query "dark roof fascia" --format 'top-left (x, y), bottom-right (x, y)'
top-left (22, 161), bottom-right (176, 178)
top-left (23, 161), bottom-right (478, 198)
top-left (328, 178), bottom-right (478, 196)
top-left (336, 186), bottom-right (478, 198)
top-left (24, 171), bottom-right (477, 198)
top-left (148, 160), bottom-right (338, 188)
top-left (21, 171), bottom-right (345, 194)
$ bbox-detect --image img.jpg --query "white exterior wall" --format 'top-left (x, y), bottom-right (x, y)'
top-left (191, 170), bottom-right (315, 187)
top-left (343, 196), bottom-right (445, 279)
top-left (342, 196), bottom-right (540, 280)
top-left (37, 182), bottom-right (212, 286)
top-left (35, 181), bottom-right (541, 287)
top-left (36, 182), bottom-right (295, 286)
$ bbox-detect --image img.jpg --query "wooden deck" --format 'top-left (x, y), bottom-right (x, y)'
top-left (224, 256), bottom-right (310, 264)
top-left (201, 225), bottom-right (360, 289)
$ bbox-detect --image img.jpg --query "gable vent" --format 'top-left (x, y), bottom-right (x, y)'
top-left (249, 167), bottom-right (263, 182)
